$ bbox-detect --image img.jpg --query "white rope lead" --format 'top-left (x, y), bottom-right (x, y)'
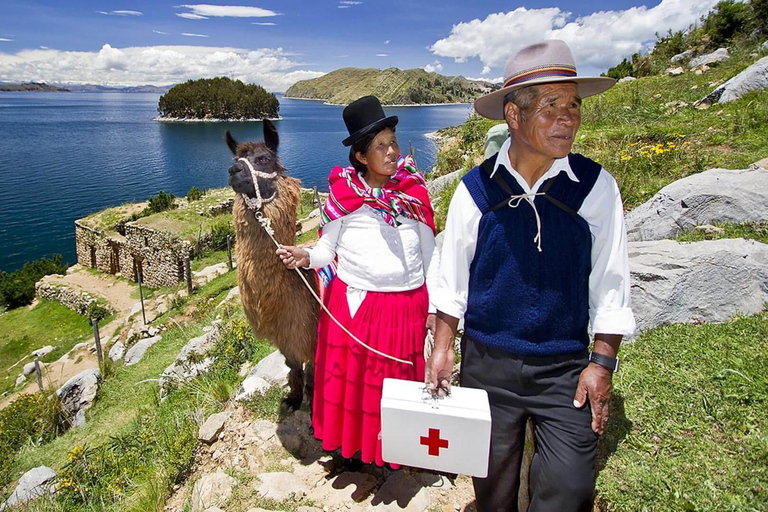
top-left (250, 206), bottom-right (414, 367)
top-left (239, 158), bottom-right (277, 210)
top-left (508, 193), bottom-right (546, 252)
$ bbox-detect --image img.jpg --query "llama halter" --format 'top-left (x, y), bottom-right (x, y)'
top-left (239, 157), bottom-right (277, 211)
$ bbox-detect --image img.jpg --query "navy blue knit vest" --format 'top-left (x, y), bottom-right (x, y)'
top-left (463, 153), bottom-right (601, 356)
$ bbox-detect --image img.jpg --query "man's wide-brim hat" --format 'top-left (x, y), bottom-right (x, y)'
top-left (342, 95), bottom-right (398, 147)
top-left (474, 39), bottom-right (616, 120)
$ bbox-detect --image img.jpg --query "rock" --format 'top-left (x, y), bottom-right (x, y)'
top-left (427, 169), bottom-right (463, 198)
top-left (191, 472), bottom-right (237, 512)
top-left (371, 472), bottom-right (430, 511)
top-left (0, 466), bottom-right (57, 510)
top-left (307, 472), bottom-right (378, 507)
top-left (247, 350), bottom-right (289, 386)
top-left (699, 56), bottom-right (768, 105)
top-left (199, 412), bottom-right (230, 444)
top-left (204, 508), bottom-right (224, 512)
top-left (618, 76), bottom-right (636, 82)
top-left (690, 48), bottom-right (730, 68)
top-left (129, 301), bottom-right (143, 318)
top-left (56, 369), bottom-right (100, 426)
top-left (148, 326), bottom-right (160, 337)
top-left (22, 361), bottom-right (37, 376)
top-left (256, 472), bottom-right (308, 501)
top-left (108, 341), bottom-right (126, 362)
top-left (31, 346), bottom-right (55, 358)
top-left (670, 49), bottom-right (694, 63)
top-left (693, 224), bottom-right (726, 235)
top-left (155, 301), bottom-right (168, 316)
top-left (193, 263), bottom-right (229, 286)
top-left (159, 322), bottom-right (222, 397)
top-left (753, 157), bottom-right (768, 170)
top-left (625, 167), bottom-right (768, 242)
top-left (216, 286), bottom-right (240, 309)
top-left (15, 374), bottom-right (26, 386)
top-left (665, 66), bottom-right (684, 76)
top-left (296, 508), bottom-right (323, 512)
top-left (413, 472), bottom-right (453, 490)
top-left (629, 239), bottom-right (768, 335)
top-left (235, 374), bottom-right (271, 401)
top-left (124, 335), bottom-right (162, 366)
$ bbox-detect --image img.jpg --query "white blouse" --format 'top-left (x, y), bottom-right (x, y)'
top-left (306, 205), bottom-right (439, 317)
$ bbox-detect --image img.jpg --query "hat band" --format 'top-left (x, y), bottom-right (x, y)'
top-left (503, 65), bottom-right (577, 88)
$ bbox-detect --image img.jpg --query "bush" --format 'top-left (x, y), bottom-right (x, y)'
top-left (704, 0), bottom-right (749, 46)
top-left (143, 190), bottom-right (177, 216)
top-left (0, 254), bottom-right (67, 309)
top-left (208, 221), bottom-right (235, 252)
top-left (605, 57), bottom-right (634, 80)
top-left (186, 186), bottom-right (206, 202)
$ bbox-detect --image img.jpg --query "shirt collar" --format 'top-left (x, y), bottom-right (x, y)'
top-left (491, 137), bottom-right (579, 191)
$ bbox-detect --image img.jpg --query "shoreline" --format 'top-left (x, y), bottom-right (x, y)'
top-left (282, 96), bottom-right (472, 108)
top-left (154, 116), bottom-right (282, 123)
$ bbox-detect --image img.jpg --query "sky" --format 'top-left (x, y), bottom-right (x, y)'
top-left (0, 0), bottom-right (724, 92)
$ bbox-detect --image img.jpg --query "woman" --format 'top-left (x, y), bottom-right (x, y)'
top-left (276, 95), bottom-right (439, 467)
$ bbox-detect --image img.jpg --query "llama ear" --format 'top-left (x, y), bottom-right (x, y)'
top-left (225, 130), bottom-right (239, 155)
top-left (263, 119), bottom-right (279, 153)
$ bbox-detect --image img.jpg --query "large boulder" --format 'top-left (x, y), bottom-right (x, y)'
top-left (629, 239), bottom-right (768, 336)
top-left (0, 466), bottom-right (57, 510)
top-left (625, 167), bottom-right (768, 242)
top-left (699, 55), bottom-right (768, 104)
top-left (159, 321), bottom-right (222, 397)
top-left (56, 369), bottom-right (101, 427)
top-left (124, 335), bottom-right (162, 366)
top-left (427, 169), bottom-right (462, 199)
top-left (689, 48), bottom-right (730, 68)
top-left (670, 49), bottom-right (694, 63)
top-left (246, 350), bottom-right (289, 387)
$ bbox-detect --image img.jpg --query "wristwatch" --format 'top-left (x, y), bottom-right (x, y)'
top-left (588, 351), bottom-right (620, 372)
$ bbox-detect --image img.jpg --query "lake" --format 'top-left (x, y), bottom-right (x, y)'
top-left (0, 93), bottom-right (472, 272)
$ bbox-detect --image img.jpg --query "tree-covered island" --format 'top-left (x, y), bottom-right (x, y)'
top-left (156, 77), bottom-right (279, 121)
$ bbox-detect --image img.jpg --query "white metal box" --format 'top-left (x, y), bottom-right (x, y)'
top-left (380, 378), bottom-right (492, 477)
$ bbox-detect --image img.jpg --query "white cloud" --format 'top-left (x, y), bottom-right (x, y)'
top-left (252, 22), bottom-right (276, 26)
top-left (339, 1), bottom-right (363, 4)
top-left (424, 60), bottom-right (443, 73)
top-left (98, 10), bottom-right (143, 16)
top-left (0, 44), bottom-right (325, 92)
top-left (430, 0), bottom-right (721, 73)
top-left (0, 38), bottom-right (12, 42)
top-left (40, 46), bottom-right (49, 49)
top-left (481, 65), bottom-right (490, 75)
top-left (177, 13), bottom-right (208, 20)
top-left (177, 4), bottom-right (279, 18)
top-left (384, 40), bottom-right (390, 44)
top-left (181, 33), bottom-right (209, 38)
top-left (338, 5), bottom-right (351, 8)
top-left (376, 53), bottom-right (388, 57)
top-left (153, 30), bottom-right (169, 35)
top-left (465, 76), bottom-right (503, 83)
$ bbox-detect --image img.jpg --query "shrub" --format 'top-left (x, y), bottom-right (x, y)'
top-left (605, 57), bottom-right (634, 80)
top-left (143, 191), bottom-right (177, 216)
top-left (208, 221), bottom-right (235, 252)
top-left (0, 254), bottom-right (67, 309)
top-left (186, 186), bottom-right (206, 202)
top-left (704, 0), bottom-right (749, 46)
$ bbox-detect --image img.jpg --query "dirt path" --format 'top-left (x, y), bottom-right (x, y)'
top-left (0, 266), bottom-right (140, 409)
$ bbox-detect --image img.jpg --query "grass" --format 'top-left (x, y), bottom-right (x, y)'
top-left (595, 310), bottom-right (768, 511)
top-left (0, 301), bottom-right (99, 398)
top-left (676, 222), bottom-right (768, 245)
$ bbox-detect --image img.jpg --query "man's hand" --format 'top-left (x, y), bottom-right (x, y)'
top-left (573, 363), bottom-right (613, 435)
top-left (276, 245), bottom-right (309, 269)
top-left (425, 313), bottom-right (436, 333)
top-left (424, 312), bottom-right (459, 397)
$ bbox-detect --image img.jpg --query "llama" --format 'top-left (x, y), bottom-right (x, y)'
top-left (226, 120), bottom-right (318, 411)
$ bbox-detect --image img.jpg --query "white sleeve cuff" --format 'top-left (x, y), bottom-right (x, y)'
top-left (590, 307), bottom-right (636, 337)
top-left (433, 288), bottom-right (467, 320)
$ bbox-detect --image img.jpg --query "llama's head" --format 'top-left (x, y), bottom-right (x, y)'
top-left (226, 120), bottom-right (282, 203)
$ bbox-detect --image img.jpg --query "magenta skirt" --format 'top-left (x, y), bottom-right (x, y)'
top-left (312, 277), bottom-right (428, 466)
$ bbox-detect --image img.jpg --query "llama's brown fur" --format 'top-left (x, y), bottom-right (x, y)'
top-left (226, 122), bottom-right (318, 411)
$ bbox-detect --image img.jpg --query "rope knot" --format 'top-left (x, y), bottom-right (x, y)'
top-left (507, 192), bottom-right (545, 252)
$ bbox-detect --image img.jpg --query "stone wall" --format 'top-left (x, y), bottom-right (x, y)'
top-left (35, 282), bottom-right (111, 317)
top-left (74, 223), bottom-right (130, 277)
top-left (209, 197), bottom-right (234, 216)
top-left (124, 225), bottom-right (193, 288)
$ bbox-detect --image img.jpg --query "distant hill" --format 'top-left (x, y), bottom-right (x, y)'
top-left (284, 67), bottom-right (495, 105)
top-left (59, 84), bottom-right (173, 93)
top-left (0, 82), bottom-right (69, 92)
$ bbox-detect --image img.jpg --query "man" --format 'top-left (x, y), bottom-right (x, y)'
top-left (426, 40), bottom-right (636, 511)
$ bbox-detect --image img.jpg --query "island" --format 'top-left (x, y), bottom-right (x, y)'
top-left (0, 82), bottom-right (70, 92)
top-left (156, 77), bottom-right (279, 121)
top-left (284, 67), bottom-right (495, 106)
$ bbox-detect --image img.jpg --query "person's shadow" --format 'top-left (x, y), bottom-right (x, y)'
top-left (596, 390), bottom-right (633, 473)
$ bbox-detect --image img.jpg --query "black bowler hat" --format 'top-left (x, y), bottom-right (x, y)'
top-left (341, 95), bottom-right (399, 147)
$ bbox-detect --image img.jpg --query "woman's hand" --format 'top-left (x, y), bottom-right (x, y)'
top-left (276, 245), bottom-right (310, 269)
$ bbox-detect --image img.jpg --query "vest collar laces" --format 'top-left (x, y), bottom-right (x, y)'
top-left (507, 193), bottom-right (545, 252)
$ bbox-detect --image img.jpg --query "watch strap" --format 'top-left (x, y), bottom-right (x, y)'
top-left (589, 351), bottom-right (619, 372)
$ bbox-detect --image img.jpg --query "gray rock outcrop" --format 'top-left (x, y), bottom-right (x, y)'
top-left (618, 76), bottom-right (636, 82)
top-left (246, 350), bottom-right (289, 387)
top-left (629, 239), bottom-right (768, 335)
top-left (625, 167), bottom-right (768, 242)
top-left (256, 472), bottom-right (308, 501)
top-left (235, 374), bottom-right (271, 401)
top-left (0, 466), bottom-right (57, 510)
top-left (22, 361), bottom-right (37, 377)
top-left (56, 369), bottom-right (101, 427)
top-left (690, 48), bottom-right (730, 68)
top-left (31, 346), bottom-right (55, 358)
top-left (699, 55), bottom-right (768, 104)
top-left (159, 321), bottom-right (222, 396)
top-left (124, 335), bottom-right (162, 366)
top-left (665, 66), bottom-right (684, 76)
top-left (427, 169), bottom-right (462, 199)
top-left (199, 412), bottom-right (230, 444)
top-left (670, 49), bottom-right (694, 63)
top-left (191, 472), bottom-right (237, 512)
top-left (108, 341), bottom-right (125, 362)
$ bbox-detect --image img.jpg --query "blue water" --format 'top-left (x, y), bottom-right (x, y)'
top-left (0, 93), bottom-right (472, 272)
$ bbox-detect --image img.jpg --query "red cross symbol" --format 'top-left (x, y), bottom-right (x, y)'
top-left (420, 428), bottom-right (449, 456)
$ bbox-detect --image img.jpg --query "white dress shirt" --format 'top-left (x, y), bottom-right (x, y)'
top-left (306, 176), bottom-right (439, 318)
top-left (434, 137), bottom-right (636, 336)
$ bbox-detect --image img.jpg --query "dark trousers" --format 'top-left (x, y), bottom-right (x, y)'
top-left (461, 336), bottom-right (598, 512)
